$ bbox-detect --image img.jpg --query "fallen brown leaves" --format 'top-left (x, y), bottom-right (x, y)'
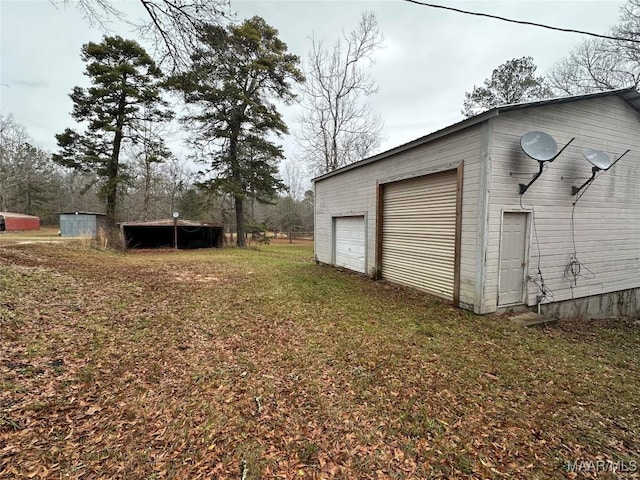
top-left (0, 242), bottom-right (638, 479)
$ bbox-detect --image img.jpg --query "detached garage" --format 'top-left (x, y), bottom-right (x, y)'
top-left (314, 88), bottom-right (640, 319)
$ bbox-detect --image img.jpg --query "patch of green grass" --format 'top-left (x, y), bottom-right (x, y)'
top-left (0, 414), bottom-right (23, 430)
top-left (0, 380), bottom-right (26, 393)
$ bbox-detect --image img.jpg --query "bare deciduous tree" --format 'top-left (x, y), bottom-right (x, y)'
top-left (297, 11), bottom-right (383, 175)
top-left (280, 158), bottom-right (306, 201)
top-left (0, 115), bottom-right (61, 218)
top-left (548, 0), bottom-right (640, 94)
top-left (56, 0), bottom-right (230, 71)
top-left (0, 115), bottom-right (28, 212)
top-left (125, 117), bottom-right (172, 220)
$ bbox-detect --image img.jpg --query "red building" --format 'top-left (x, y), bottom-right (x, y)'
top-left (0, 212), bottom-right (40, 231)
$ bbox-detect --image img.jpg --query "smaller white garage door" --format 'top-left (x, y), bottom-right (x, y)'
top-left (334, 216), bottom-right (366, 273)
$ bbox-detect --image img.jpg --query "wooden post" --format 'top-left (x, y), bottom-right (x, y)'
top-left (172, 211), bottom-right (179, 249)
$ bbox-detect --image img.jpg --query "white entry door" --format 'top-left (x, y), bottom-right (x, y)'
top-left (334, 216), bottom-right (366, 273)
top-left (499, 212), bottom-right (528, 305)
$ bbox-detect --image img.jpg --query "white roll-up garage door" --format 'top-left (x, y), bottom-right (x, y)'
top-left (381, 170), bottom-right (457, 299)
top-left (334, 216), bottom-right (366, 273)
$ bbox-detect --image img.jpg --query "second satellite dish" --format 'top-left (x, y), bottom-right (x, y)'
top-left (572, 147), bottom-right (631, 195)
top-left (521, 131), bottom-right (558, 162)
top-left (583, 149), bottom-right (613, 170)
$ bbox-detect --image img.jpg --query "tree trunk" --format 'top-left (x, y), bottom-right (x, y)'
top-left (106, 90), bottom-right (127, 230)
top-left (25, 175), bottom-right (32, 215)
top-left (143, 157), bottom-right (151, 220)
top-left (235, 194), bottom-right (245, 247)
top-left (331, 99), bottom-right (339, 171)
top-left (229, 121), bottom-right (246, 247)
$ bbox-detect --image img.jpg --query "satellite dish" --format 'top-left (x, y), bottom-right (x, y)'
top-left (518, 131), bottom-right (574, 194)
top-left (520, 131), bottom-right (558, 162)
top-left (583, 149), bottom-right (612, 170)
top-left (572, 148), bottom-right (631, 196)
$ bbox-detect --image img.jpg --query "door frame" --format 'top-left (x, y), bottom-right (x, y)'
top-left (497, 209), bottom-right (531, 306)
top-left (332, 213), bottom-right (367, 274)
top-left (375, 162), bottom-right (464, 305)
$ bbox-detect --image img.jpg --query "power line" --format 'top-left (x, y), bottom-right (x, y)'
top-left (402, 0), bottom-right (640, 44)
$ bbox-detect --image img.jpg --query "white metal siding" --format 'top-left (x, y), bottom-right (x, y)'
top-left (486, 96), bottom-right (640, 312)
top-left (334, 216), bottom-right (366, 273)
top-left (381, 170), bottom-right (457, 300)
top-left (314, 127), bottom-right (483, 309)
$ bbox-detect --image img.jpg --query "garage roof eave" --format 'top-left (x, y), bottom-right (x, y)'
top-left (312, 87), bottom-right (640, 184)
top-left (312, 109), bottom-right (497, 183)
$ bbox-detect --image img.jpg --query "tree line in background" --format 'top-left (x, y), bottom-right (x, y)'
top-left (463, 0), bottom-right (639, 116)
top-left (50, 12), bottom-right (309, 247)
top-left (0, 1), bottom-right (312, 246)
top-left (2, 1), bottom-right (383, 247)
top-left (2, 0), bottom-right (638, 244)
top-left (1, 112), bottom-right (313, 238)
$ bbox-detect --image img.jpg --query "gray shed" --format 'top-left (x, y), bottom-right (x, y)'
top-left (59, 212), bottom-right (107, 237)
top-left (313, 88), bottom-right (640, 320)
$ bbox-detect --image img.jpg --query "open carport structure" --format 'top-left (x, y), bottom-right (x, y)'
top-left (121, 219), bottom-right (224, 249)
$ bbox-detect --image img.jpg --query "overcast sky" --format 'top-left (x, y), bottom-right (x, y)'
top-left (0, 0), bottom-right (627, 184)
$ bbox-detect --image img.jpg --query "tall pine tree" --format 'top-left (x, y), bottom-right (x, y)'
top-left (53, 36), bottom-right (171, 229)
top-left (169, 17), bottom-right (304, 247)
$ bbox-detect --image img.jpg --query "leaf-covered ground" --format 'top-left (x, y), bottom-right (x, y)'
top-left (1, 239), bottom-right (638, 479)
